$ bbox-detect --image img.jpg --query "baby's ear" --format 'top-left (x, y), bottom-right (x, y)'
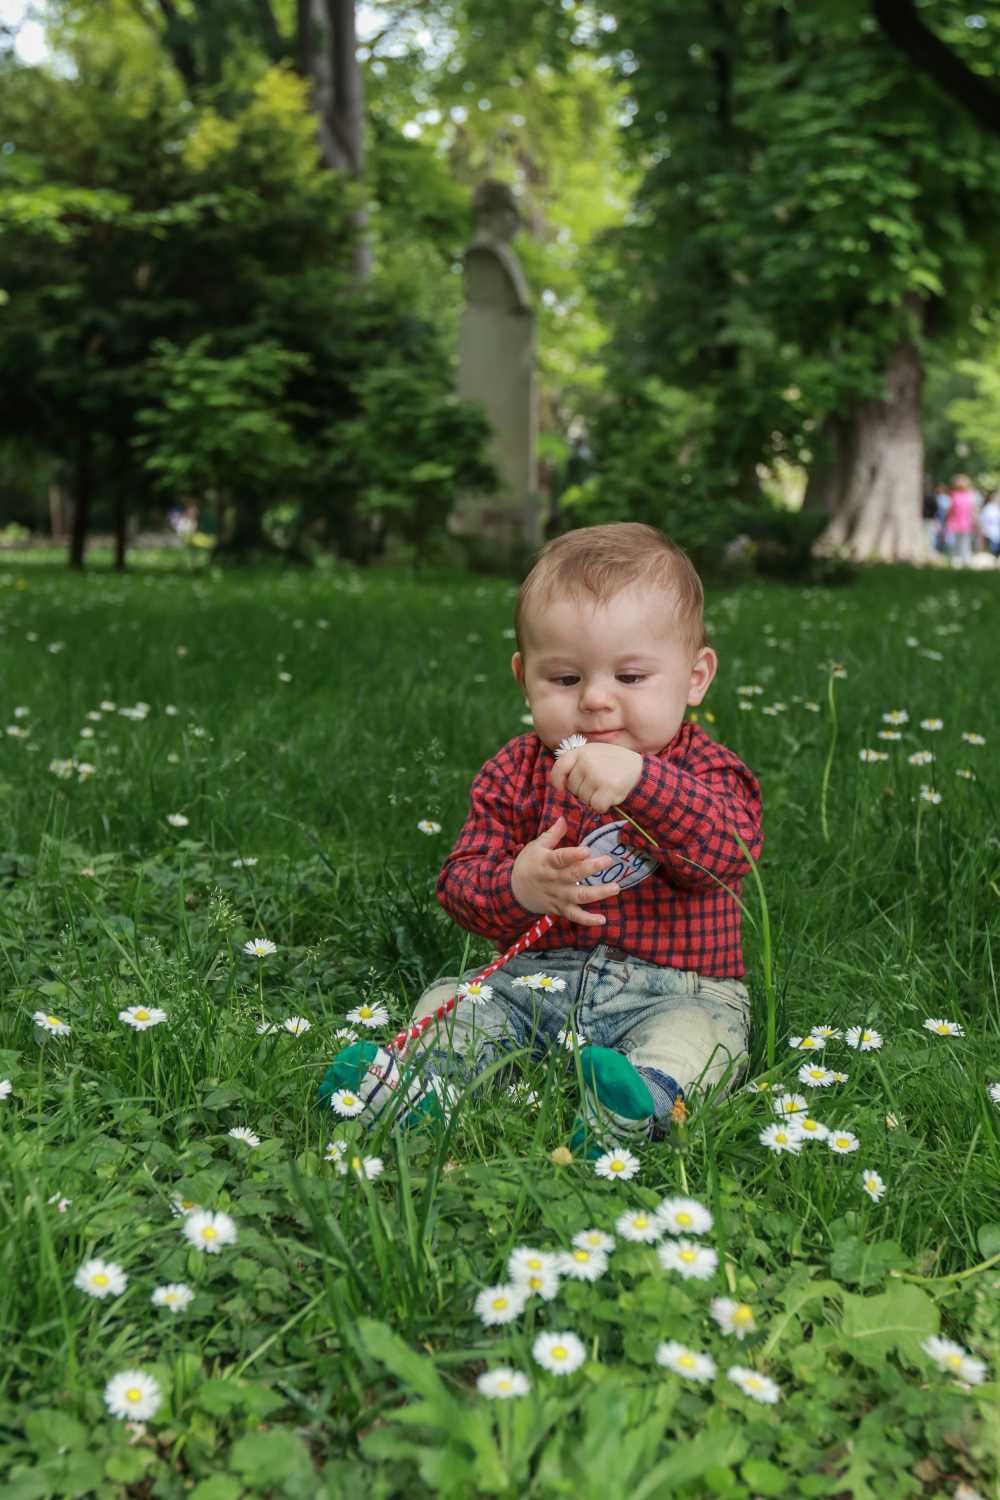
top-left (511, 652), bottom-right (526, 690)
top-left (687, 647), bottom-right (718, 706)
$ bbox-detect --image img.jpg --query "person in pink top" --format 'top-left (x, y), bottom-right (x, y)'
top-left (945, 475), bottom-right (978, 566)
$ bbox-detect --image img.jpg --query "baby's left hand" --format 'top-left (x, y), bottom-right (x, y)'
top-left (550, 743), bottom-right (643, 813)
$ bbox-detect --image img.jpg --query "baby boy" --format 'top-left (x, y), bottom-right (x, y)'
top-left (320, 522), bottom-right (763, 1146)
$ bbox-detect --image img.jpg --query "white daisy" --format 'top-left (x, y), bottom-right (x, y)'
top-left (243, 938), bottom-right (277, 958)
top-left (477, 1367), bottom-right (530, 1398)
top-left (48, 1193), bottom-right (72, 1212)
top-left (656, 1196), bottom-right (713, 1236)
top-left (796, 1117), bottom-right (829, 1142)
top-left (919, 785), bottom-right (942, 805)
top-left (727, 1365), bottom-right (781, 1403)
top-left (797, 1064), bottom-right (836, 1088)
top-left (615, 1210), bottom-right (662, 1244)
top-left (231, 857), bottom-right (258, 868)
top-left (277, 671), bottom-right (292, 683)
top-left (657, 1240), bottom-right (718, 1281)
top-left (508, 1246), bottom-right (553, 1281)
top-left (711, 1299), bottom-right (757, 1340)
top-left (773, 1091), bottom-right (809, 1115)
top-left (166, 813), bottom-right (190, 828)
top-left (845, 1026), bottom-right (883, 1051)
top-left (759, 1121), bottom-right (804, 1154)
top-left (324, 1139), bottom-right (348, 1165)
top-left (656, 1342), bottom-right (717, 1382)
top-left (923, 1018), bottom-right (964, 1037)
top-left (74, 1258), bottom-right (127, 1298)
top-left (104, 1371), bottom-right (162, 1422)
top-left (0, 1080), bottom-right (12, 1100)
top-left (882, 709), bottom-right (909, 725)
top-left (745, 1080), bottom-right (772, 1094)
top-left (344, 1153), bottom-right (383, 1181)
top-left (737, 700), bottom-right (754, 711)
top-left (534, 974), bottom-right (567, 992)
top-left (737, 684), bottom-right (764, 696)
top-left (532, 1331), bottom-right (586, 1375)
top-left (558, 1246), bottom-right (609, 1281)
top-left (594, 1148), bottom-right (640, 1182)
top-left (828, 1129), bottom-right (860, 1155)
top-left (182, 1209), bottom-right (237, 1254)
top-left (456, 981), bottom-right (493, 1004)
top-left (557, 1028), bottom-right (588, 1050)
top-left (554, 735), bottom-right (588, 758)
top-left (877, 729), bottom-right (901, 741)
top-left (921, 1336), bottom-right (988, 1385)
top-left (417, 820), bottom-right (442, 834)
top-left (572, 1228), bottom-right (615, 1254)
top-left (803, 701), bottom-right (820, 712)
top-left (858, 749), bottom-right (888, 763)
top-left (118, 1006), bottom-right (167, 1030)
top-left (955, 768), bottom-right (976, 781)
top-left (329, 1088), bottom-right (365, 1117)
top-left (33, 1011), bottom-right (71, 1036)
top-left (333, 1027), bottom-right (359, 1044)
top-left (987, 1082), bottom-right (1000, 1106)
top-left (151, 1283), bottom-right (194, 1313)
top-left (346, 1003), bottom-right (389, 1028)
top-left (227, 1127), bottom-right (260, 1148)
top-left (170, 1195), bottom-right (198, 1217)
top-left (810, 1025), bottom-right (842, 1041)
top-left (861, 1168), bottom-right (886, 1202)
top-left (908, 750), bottom-right (934, 766)
top-left (255, 1021), bottom-right (279, 1035)
top-left (919, 718), bottom-right (943, 732)
top-left (515, 1265), bottom-right (561, 1301)
top-left (282, 1016), bottom-right (311, 1035)
top-left (961, 732), bottom-right (986, 746)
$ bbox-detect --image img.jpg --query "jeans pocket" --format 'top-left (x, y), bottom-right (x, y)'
top-left (695, 977), bottom-right (751, 1037)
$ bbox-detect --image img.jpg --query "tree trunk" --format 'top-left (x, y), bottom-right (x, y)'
top-left (815, 328), bottom-right (928, 562)
top-left (113, 487), bottom-right (128, 572)
top-left (298, 0), bottom-right (370, 280)
top-left (802, 415), bottom-right (851, 514)
top-left (68, 431), bottom-right (93, 571)
top-left (49, 482), bottom-right (67, 540)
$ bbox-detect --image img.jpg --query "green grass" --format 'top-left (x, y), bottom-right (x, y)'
top-left (0, 555), bottom-right (998, 1499)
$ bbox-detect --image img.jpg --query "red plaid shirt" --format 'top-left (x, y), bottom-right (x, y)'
top-left (437, 723), bottom-right (763, 978)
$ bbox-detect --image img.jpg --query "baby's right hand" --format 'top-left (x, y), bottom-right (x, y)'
top-left (510, 816), bottom-right (621, 927)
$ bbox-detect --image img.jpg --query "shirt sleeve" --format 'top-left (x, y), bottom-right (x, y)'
top-left (622, 749), bottom-right (763, 892)
top-left (436, 748), bottom-right (539, 944)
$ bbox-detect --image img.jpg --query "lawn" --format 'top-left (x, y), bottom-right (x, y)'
top-left (0, 555), bottom-right (998, 1499)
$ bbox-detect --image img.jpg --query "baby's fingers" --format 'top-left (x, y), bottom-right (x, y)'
top-left (571, 880), bottom-right (620, 905)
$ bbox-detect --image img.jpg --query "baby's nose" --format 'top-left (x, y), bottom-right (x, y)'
top-left (579, 677), bottom-right (614, 710)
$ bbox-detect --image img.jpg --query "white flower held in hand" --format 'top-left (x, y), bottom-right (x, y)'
top-left (554, 734), bottom-right (588, 758)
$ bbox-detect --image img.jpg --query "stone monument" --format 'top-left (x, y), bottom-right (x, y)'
top-left (452, 180), bottom-right (540, 556)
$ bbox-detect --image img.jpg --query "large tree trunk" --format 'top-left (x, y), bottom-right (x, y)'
top-left (113, 487), bottom-right (128, 573)
top-left (815, 328), bottom-right (928, 562)
top-left (68, 431), bottom-right (93, 571)
top-left (802, 415), bottom-right (851, 514)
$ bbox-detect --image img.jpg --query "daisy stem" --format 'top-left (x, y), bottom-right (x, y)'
top-left (612, 805), bottom-right (658, 849)
top-left (257, 964), bottom-right (265, 1022)
top-left (819, 670), bottom-right (838, 845)
top-left (872, 1055), bottom-right (900, 1118)
top-left (730, 829), bottom-right (775, 1070)
top-left (889, 1250), bottom-right (1000, 1285)
top-left (914, 799), bottom-right (924, 879)
top-left (677, 1153), bottom-right (689, 1194)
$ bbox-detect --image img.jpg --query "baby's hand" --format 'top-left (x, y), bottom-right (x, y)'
top-left (549, 743), bottom-right (643, 814)
top-left (511, 816), bottom-right (620, 926)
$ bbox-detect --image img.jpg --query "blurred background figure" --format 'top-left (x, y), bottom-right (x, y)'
top-left (944, 475), bottom-right (977, 566)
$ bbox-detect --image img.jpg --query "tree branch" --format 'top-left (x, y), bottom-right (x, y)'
top-left (872, 0), bottom-right (1000, 138)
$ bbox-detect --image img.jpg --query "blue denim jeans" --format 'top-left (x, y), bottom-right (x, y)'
top-left (409, 945), bottom-right (751, 1114)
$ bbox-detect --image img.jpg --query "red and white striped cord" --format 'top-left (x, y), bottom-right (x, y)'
top-left (388, 913), bottom-right (555, 1054)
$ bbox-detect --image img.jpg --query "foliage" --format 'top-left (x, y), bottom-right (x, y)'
top-left (0, 557), bottom-right (997, 1492)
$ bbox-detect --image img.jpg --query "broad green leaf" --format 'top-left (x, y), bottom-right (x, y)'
top-left (840, 1282), bottom-right (937, 1367)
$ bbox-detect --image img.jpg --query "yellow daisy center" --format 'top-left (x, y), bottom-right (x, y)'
top-left (47, 1015), bottom-right (60, 1026)
top-left (528, 1275), bottom-right (543, 1289)
top-left (358, 1006), bottom-right (373, 1018)
top-left (573, 1250), bottom-right (590, 1263)
top-left (342, 1094), bottom-right (356, 1107)
top-left (551, 1345), bottom-right (567, 1361)
top-left (946, 1353), bottom-right (962, 1368)
top-left (935, 1024), bottom-right (950, 1033)
top-left (351, 1156), bottom-right (362, 1170)
top-left (835, 1137), bottom-right (850, 1148)
top-left (135, 1010), bottom-right (150, 1021)
top-left (202, 1227), bottom-right (217, 1240)
top-left (746, 1376), bottom-right (762, 1390)
top-left (93, 1273), bottom-right (109, 1286)
top-left (126, 1388), bottom-right (142, 1403)
top-left (679, 1354), bottom-right (695, 1368)
top-left (680, 1250), bottom-right (697, 1263)
top-left (676, 1211), bottom-right (692, 1225)
top-left (633, 1217), bottom-right (648, 1229)
top-left (733, 1305), bottom-right (753, 1325)
top-left (497, 1378), bottom-right (511, 1390)
top-left (491, 1296), bottom-right (508, 1309)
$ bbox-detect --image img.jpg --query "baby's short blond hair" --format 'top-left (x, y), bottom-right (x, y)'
top-left (515, 523), bottom-right (706, 654)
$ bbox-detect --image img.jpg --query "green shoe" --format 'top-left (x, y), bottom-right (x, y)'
top-left (569, 1045), bottom-right (655, 1157)
top-left (317, 1042), bottom-right (439, 1126)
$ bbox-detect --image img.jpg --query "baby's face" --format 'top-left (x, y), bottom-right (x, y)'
top-left (512, 587), bottom-right (716, 757)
